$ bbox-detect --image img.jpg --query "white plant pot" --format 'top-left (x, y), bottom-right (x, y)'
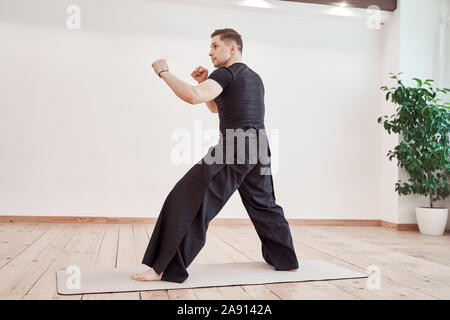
top-left (416, 207), bottom-right (448, 236)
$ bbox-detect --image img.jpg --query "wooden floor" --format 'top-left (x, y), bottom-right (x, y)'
top-left (0, 222), bottom-right (449, 300)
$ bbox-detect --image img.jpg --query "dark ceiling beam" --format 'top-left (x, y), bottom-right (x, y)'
top-left (279, 0), bottom-right (397, 11)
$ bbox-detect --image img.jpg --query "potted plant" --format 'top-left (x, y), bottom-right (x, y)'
top-left (379, 73), bottom-right (450, 235)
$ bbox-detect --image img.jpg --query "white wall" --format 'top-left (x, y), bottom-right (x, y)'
top-left (446, 27), bottom-right (450, 89)
top-left (0, 0), bottom-right (432, 223)
top-left (399, 0), bottom-right (443, 85)
top-left (378, 0), bottom-right (450, 230)
top-left (446, 24), bottom-right (450, 89)
top-left (379, 6), bottom-right (400, 224)
top-left (395, 0), bottom-right (450, 228)
top-left (443, 1), bottom-right (450, 89)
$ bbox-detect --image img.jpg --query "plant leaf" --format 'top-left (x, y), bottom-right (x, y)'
top-left (413, 78), bottom-right (423, 87)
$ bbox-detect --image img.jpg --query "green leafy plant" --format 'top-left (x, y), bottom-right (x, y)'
top-left (378, 73), bottom-right (450, 208)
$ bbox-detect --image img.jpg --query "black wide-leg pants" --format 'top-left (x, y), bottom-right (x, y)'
top-left (142, 127), bottom-right (299, 283)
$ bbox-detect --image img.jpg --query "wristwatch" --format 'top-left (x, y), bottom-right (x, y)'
top-left (158, 69), bottom-right (169, 77)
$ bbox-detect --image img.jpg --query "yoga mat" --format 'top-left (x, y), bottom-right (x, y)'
top-left (56, 260), bottom-right (368, 295)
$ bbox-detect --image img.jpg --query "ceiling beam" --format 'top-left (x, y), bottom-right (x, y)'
top-left (279, 0), bottom-right (397, 11)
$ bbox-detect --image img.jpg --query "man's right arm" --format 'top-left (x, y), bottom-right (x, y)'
top-left (206, 100), bottom-right (218, 113)
top-left (190, 66), bottom-right (219, 113)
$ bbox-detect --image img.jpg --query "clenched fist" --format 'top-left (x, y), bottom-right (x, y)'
top-left (191, 66), bottom-right (208, 83)
top-left (152, 59), bottom-right (169, 77)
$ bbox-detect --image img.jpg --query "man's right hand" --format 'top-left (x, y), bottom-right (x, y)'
top-left (191, 66), bottom-right (208, 83)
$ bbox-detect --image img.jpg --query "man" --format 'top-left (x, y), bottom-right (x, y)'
top-left (131, 28), bottom-right (299, 283)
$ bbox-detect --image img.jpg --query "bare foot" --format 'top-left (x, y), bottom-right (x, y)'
top-left (289, 268), bottom-right (298, 272)
top-left (131, 268), bottom-right (162, 281)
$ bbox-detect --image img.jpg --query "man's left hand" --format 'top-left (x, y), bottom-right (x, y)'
top-left (151, 59), bottom-right (169, 77)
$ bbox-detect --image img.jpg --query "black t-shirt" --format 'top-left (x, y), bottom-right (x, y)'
top-left (207, 62), bottom-right (265, 132)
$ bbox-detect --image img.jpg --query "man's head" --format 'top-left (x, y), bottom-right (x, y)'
top-left (209, 28), bottom-right (243, 68)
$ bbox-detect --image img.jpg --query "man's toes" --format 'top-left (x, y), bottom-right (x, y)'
top-left (131, 274), bottom-right (142, 280)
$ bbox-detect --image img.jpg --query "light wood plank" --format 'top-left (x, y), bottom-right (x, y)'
top-left (81, 224), bottom-right (119, 300)
top-left (0, 223), bottom-right (448, 300)
top-left (320, 226), bottom-right (450, 265)
top-left (0, 223), bottom-right (53, 268)
top-left (0, 224), bottom-right (66, 296)
top-left (167, 289), bottom-right (198, 300)
top-left (211, 225), bottom-right (360, 300)
top-left (290, 226), bottom-right (442, 299)
top-left (17, 224), bottom-right (80, 299)
top-left (83, 224), bottom-right (140, 300)
top-left (113, 224), bottom-right (140, 300)
top-left (24, 224), bottom-right (104, 299)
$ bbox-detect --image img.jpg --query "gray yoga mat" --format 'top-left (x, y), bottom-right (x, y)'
top-left (56, 260), bottom-right (368, 295)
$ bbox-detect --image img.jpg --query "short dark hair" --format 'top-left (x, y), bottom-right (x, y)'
top-left (210, 28), bottom-right (243, 54)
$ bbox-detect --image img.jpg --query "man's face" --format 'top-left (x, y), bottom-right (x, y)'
top-left (209, 35), bottom-right (235, 68)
